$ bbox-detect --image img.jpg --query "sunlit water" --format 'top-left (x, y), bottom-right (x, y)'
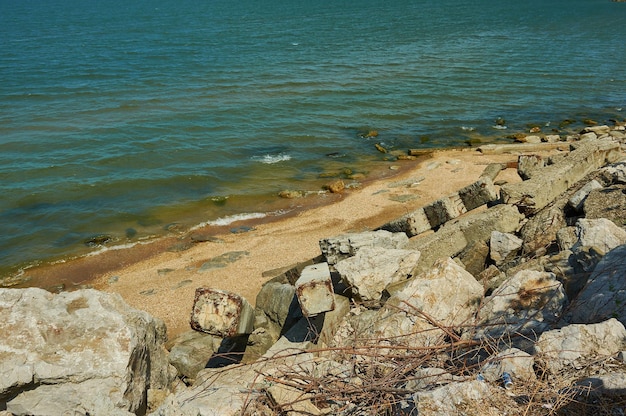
top-left (1, 0), bottom-right (625, 280)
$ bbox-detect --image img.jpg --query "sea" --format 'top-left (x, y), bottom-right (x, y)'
top-left (1, 0), bottom-right (625, 282)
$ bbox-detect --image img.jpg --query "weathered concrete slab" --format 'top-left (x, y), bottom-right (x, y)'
top-left (295, 263), bottom-right (335, 317)
top-left (500, 138), bottom-right (622, 215)
top-left (568, 179), bottom-right (603, 212)
top-left (423, 194), bottom-right (467, 228)
top-left (406, 204), bottom-right (524, 274)
top-left (379, 177), bottom-right (499, 237)
top-left (190, 288), bottom-right (255, 337)
top-left (477, 142), bottom-right (572, 155)
top-left (517, 154), bottom-right (545, 180)
top-left (377, 206), bottom-right (431, 237)
top-left (335, 247), bottom-right (421, 302)
top-left (319, 230), bottom-right (408, 266)
top-left (480, 163), bottom-right (506, 181)
top-left (457, 177), bottom-right (499, 211)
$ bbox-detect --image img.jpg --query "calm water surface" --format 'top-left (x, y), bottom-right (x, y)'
top-left (1, 0), bottom-right (625, 280)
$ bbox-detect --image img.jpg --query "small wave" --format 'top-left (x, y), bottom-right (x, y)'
top-left (191, 212), bottom-right (268, 229)
top-left (460, 126), bottom-right (475, 131)
top-left (251, 153), bottom-right (292, 164)
top-left (492, 125), bottom-right (508, 130)
top-left (86, 241), bottom-right (142, 257)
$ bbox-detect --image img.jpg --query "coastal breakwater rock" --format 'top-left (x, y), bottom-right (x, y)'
top-left (2, 125), bottom-right (626, 415)
top-left (0, 288), bottom-right (174, 415)
top-left (146, 130), bottom-right (626, 414)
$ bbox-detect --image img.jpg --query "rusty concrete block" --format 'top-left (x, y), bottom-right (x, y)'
top-left (457, 177), bottom-right (499, 211)
top-left (190, 288), bottom-right (255, 337)
top-left (295, 263), bottom-right (335, 317)
top-left (423, 194), bottom-right (467, 228)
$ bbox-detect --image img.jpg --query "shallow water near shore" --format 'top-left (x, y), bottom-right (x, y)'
top-left (1, 0), bottom-right (625, 282)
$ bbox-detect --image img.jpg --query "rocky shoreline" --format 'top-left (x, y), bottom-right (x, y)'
top-left (2, 123), bottom-right (626, 415)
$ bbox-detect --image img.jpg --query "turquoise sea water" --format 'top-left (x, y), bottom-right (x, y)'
top-left (1, 0), bottom-right (625, 280)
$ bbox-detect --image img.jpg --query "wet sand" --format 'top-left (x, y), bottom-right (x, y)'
top-left (21, 147), bottom-right (539, 339)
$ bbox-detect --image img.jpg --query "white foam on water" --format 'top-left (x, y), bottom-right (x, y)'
top-left (251, 153), bottom-right (292, 164)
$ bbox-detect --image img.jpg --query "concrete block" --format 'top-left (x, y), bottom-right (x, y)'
top-left (458, 177), bottom-right (499, 211)
top-left (423, 193), bottom-right (467, 228)
top-left (295, 263), bottom-right (335, 317)
top-left (568, 179), bottom-right (603, 211)
top-left (406, 204), bottom-right (524, 274)
top-left (500, 138), bottom-right (622, 215)
top-left (477, 142), bottom-right (571, 155)
top-left (377, 207), bottom-right (431, 237)
top-left (479, 163), bottom-right (505, 181)
top-left (190, 288), bottom-right (255, 337)
top-left (517, 154), bottom-right (545, 180)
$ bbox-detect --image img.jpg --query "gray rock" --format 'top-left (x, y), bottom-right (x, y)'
top-left (378, 206), bottom-right (431, 237)
top-left (335, 247), bottom-right (421, 301)
top-left (489, 231), bottom-right (523, 266)
top-left (387, 258), bottom-right (483, 327)
top-left (0, 288), bottom-right (171, 416)
top-left (423, 193), bottom-right (467, 228)
top-left (479, 163), bottom-right (505, 181)
top-left (580, 132), bottom-right (598, 141)
top-left (319, 230), bottom-right (408, 266)
top-left (535, 318), bottom-right (626, 374)
top-left (317, 294), bottom-right (351, 348)
top-left (566, 244), bottom-right (626, 325)
top-left (583, 185), bottom-right (626, 224)
top-left (456, 240), bottom-right (489, 277)
top-left (255, 281), bottom-right (297, 328)
top-left (500, 138), bottom-right (622, 215)
top-left (406, 204), bottom-right (524, 275)
top-left (456, 176), bottom-right (499, 212)
top-left (476, 270), bottom-right (566, 338)
top-left (414, 380), bottom-right (504, 415)
top-left (556, 226), bottom-right (578, 251)
top-left (572, 218), bottom-right (626, 255)
top-left (404, 367), bottom-right (459, 391)
top-left (480, 348), bottom-right (537, 383)
top-left (477, 142), bottom-right (571, 155)
top-left (520, 199), bottom-right (567, 254)
top-left (167, 331), bottom-right (220, 380)
top-left (575, 372), bottom-right (626, 396)
top-left (480, 348), bottom-right (536, 383)
top-left (477, 264), bottom-right (506, 294)
top-left (568, 179), bottom-right (603, 212)
top-left (598, 160), bottom-right (626, 184)
top-left (517, 154), bottom-right (545, 180)
top-left (582, 125), bottom-right (612, 136)
top-left (540, 249), bottom-right (589, 300)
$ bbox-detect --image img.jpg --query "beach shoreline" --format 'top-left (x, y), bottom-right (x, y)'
top-left (13, 147), bottom-right (558, 339)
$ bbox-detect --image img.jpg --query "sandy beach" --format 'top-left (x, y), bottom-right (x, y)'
top-left (22, 147), bottom-right (540, 339)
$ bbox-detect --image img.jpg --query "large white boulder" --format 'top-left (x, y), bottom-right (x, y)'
top-left (0, 288), bottom-right (172, 415)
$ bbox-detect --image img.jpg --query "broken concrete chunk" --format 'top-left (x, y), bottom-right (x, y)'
top-left (295, 263), bottom-right (335, 317)
top-left (378, 207), bottom-right (431, 237)
top-left (457, 177), bottom-right (499, 211)
top-left (568, 179), bottom-right (603, 212)
top-left (190, 288), bottom-right (255, 337)
top-left (423, 194), bottom-right (467, 228)
top-left (517, 154), bottom-right (545, 180)
top-left (490, 231), bottom-right (523, 266)
top-left (319, 230), bottom-right (408, 266)
top-left (500, 138), bottom-right (622, 215)
top-left (335, 247), bottom-right (420, 302)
